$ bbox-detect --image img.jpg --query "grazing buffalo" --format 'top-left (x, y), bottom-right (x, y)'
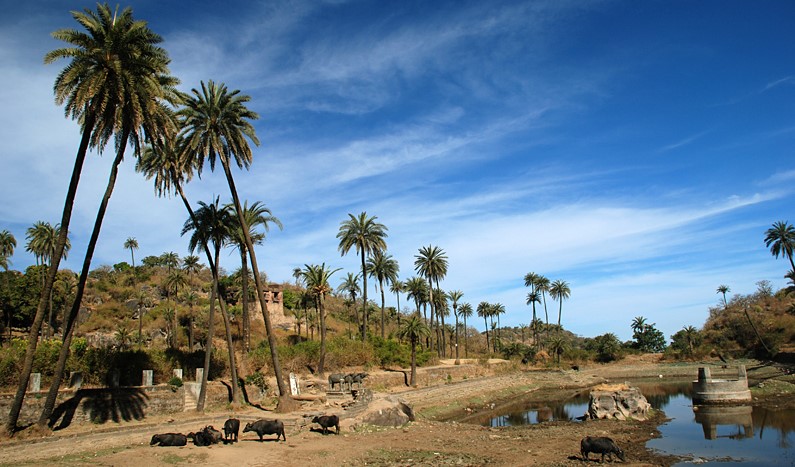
top-left (328, 373), bottom-right (348, 391)
top-left (223, 418), bottom-right (240, 442)
top-left (243, 419), bottom-right (286, 441)
top-left (150, 433), bottom-right (187, 447)
top-left (580, 436), bottom-right (625, 463)
top-left (351, 372), bottom-right (368, 387)
top-left (312, 415), bottom-right (340, 435)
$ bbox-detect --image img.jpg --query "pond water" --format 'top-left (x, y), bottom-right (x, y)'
top-left (476, 381), bottom-right (795, 465)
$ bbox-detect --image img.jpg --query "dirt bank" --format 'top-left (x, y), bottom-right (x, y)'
top-left (0, 355), bottom-right (792, 466)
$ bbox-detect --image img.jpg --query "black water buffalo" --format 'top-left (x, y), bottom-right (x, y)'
top-left (312, 415), bottom-right (340, 435)
top-left (580, 436), bottom-right (625, 462)
top-left (203, 425), bottom-right (223, 444)
top-left (150, 433), bottom-right (187, 446)
top-left (328, 373), bottom-right (348, 391)
top-left (187, 431), bottom-right (211, 446)
top-left (351, 372), bottom-right (368, 387)
top-left (243, 419), bottom-right (286, 441)
top-left (188, 426), bottom-right (222, 446)
top-left (223, 418), bottom-right (240, 442)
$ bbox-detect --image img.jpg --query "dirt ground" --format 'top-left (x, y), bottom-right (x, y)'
top-left (1, 355), bottom-right (792, 466)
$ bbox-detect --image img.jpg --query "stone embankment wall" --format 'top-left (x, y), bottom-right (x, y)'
top-left (0, 383), bottom-right (229, 429)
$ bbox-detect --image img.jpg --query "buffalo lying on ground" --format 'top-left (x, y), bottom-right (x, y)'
top-left (150, 433), bottom-right (187, 446)
top-left (580, 436), bottom-right (625, 462)
top-left (312, 414), bottom-right (340, 435)
top-left (188, 425), bottom-right (223, 446)
top-left (243, 419), bottom-right (286, 441)
top-left (223, 418), bottom-right (240, 442)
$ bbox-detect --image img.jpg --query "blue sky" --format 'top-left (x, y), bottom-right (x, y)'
top-left (1, 0), bottom-right (793, 341)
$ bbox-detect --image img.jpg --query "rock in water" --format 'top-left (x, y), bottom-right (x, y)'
top-left (587, 383), bottom-right (651, 420)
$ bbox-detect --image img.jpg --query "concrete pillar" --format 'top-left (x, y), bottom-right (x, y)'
top-left (173, 368), bottom-right (183, 380)
top-left (196, 368), bottom-right (203, 383)
top-left (29, 373), bottom-right (41, 392)
top-left (110, 369), bottom-right (120, 387)
top-left (738, 365), bottom-right (747, 379)
top-left (698, 367), bottom-right (711, 382)
top-left (142, 369), bottom-right (153, 386)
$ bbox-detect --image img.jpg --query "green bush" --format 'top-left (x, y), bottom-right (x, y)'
top-left (167, 376), bottom-right (183, 388)
top-left (245, 371), bottom-right (268, 391)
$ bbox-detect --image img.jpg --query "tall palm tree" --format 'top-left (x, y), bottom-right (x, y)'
top-left (491, 303), bottom-right (506, 352)
top-left (337, 272), bottom-right (361, 337)
top-left (390, 280), bottom-right (405, 332)
top-left (682, 325), bottom-right (698, 356)
top-left (180, 80), bottom-right (290, 405)
top-left (433, 289), bottom-right (449, 356)
top-left (397, 315), bottom-right (430, 387)
top-left (337, 212), bottom-right (388, 341)
top-left (367, 250), bottom-right (399, 338)
top-left (226, 200), bottom-right (282, 351)
top-left (548, 279), bottom-right (570, 336)
top-left (764, 221), bottom-right (795, 271)
top-left (124, 237), bottom-right (139, 270)
top-left (535, 275), bottom-right (551, 338)
top-left (302, 263), bottom-right (340, 374)
top-left (458, 302), bottom-right (473, 358)
top-left (182, 197), bottom-right (241, 409)
top-left (405, 276), bottom-right (427, 317)
top-left (447, 290), bottom-right (463, 364)
top-left (525, 291), bottom-right (541, 346)
top-left (716, 284), bottom-right (730, 309)
top-left (414, 245), bottom-right (448, 351)
top-left (165, 269), bottom-right (188, 348)
top-left (182, 255), bottom-right (202, 281)
top-left (31, 3), bottom-right (179, 434)
top-left (25, 222), bottom-right (70, 338)
top-left (477, 301), bottom-right (491, 353)
top-left (0, 231), bottom-right (15, 269)
top-left (631, 316), bottom-right (647, 334)
top-left (0, 230), bottom-right (17, 339)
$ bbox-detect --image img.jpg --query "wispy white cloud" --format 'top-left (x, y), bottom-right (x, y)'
top-left (657, 131), bottom-right (709, 153)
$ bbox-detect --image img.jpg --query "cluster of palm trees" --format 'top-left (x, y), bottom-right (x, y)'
top-left (2, 3), bottom-right (298, 435)
top-left (1, 230), bottom-right (18, 338)
top-left (523, 272), bottom-right (570, 357)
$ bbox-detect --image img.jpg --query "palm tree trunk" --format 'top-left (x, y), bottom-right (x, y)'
top-left (318, 295), bottom-right (327, 375)
top-left (220, 161), bottom-right (290, 406)
top-left (216, 285), bottom-right (240, 404)
top-left (37, 130), bottom-right (128, 429)
top-left (360, 251), bottom-right (368, 341)
top-left (379, 280), bottom-right (386, 339)
top-left (4, 116), bottom-right (94, 436)
top-left (409, 338), bottom-right (417, 387)
top-left (557, 302), bottom-right (563, 337)
top-left (483, 316), bottom-right (490, 352)
top-left (240, 248), bottom-right (250, 352)
top-left (197, 265), bottom-right (217, 412)
top-left (463, 315), bottom-right (468, 358)
top-left (173, 181), bottom-right (239, 404)
top-left (743, 306), bottom-right (772, 356)
top-left (454, 313), bottom-right (460, 365)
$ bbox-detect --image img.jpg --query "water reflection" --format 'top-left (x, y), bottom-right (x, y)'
top-left (473, 380), bottom-right (795, 465)
top-left (694, 405), bottom-right (754, 440)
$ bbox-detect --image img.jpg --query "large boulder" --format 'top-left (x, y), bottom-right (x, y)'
top-left (588, 383), bottom-right (651, 421)
top-left (359, 395), bottom-right (415, 427)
